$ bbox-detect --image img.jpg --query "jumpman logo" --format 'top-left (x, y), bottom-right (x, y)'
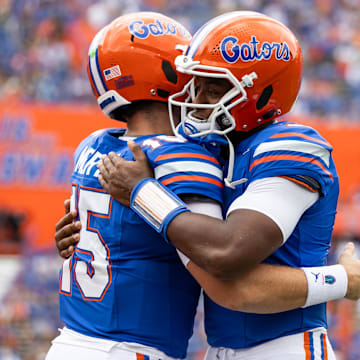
top-left (311, 272), bottom-right (321, 282)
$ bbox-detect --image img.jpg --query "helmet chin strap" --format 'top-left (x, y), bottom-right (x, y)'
top-left (223, 133), bottom-right (248, 189)
top-left (183, 111), bottom-right (216, 135)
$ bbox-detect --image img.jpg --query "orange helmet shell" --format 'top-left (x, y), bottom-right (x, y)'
top-left (183, 11), bottom-right (303, 132)
top-left (87, 12), bottom-right (192, 117)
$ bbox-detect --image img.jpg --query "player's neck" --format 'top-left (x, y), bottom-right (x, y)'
top-left (125, 106), bottom-right (173, 136)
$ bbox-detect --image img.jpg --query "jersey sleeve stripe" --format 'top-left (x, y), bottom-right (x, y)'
top-left (270, 132), bottom-right (331, 147)
top-left (161, 175), bottom-right (224, 188)
top-left (155, 152), bottom-right (220, 165)
top-left (280, 176), bottom-right (319, 193)
top-left (254, 140), bottom-right (330, 167)
top-left (136, 353), bottom-right (150, 360)
top-left (321, 333), bottom-right (328, 360)
top-left (250, 154), bottom-right (333, 181)
top-left (304, 331), bottom-right (314, 360)
top-left (154, 161), bottom-right (223, 181)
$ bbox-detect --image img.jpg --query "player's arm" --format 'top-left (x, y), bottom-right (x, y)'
top-left (188, 261), bottom-right (307, 313)
top-left (53, 197), bottom-right (359, 313)
top-left (168, 177), bottom-right (314, 279)
top-left (181, 197), bottom-right (306, 313)
top-left (53, 201), bottom-right (305, 313)
top-left (181, 198), bottom-right (358, 312)
top-left (184, 248), bottom-right (359, 312)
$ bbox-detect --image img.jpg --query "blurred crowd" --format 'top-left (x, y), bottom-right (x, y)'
top-left (0, 252), bottom-right (61, 360)
top-left (0, 0), bottom-right (360, 121)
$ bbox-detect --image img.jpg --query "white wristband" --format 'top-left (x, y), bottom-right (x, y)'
top-left (176, 250), bottom-right (191, 267)
top-left (301, 264), bottom-right (348, 308)
top-left (131, 178), bottom-right (188, 236)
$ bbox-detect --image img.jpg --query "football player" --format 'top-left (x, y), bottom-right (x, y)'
top-left (46, 12), bottom-right (221, 360)
top-left (95, 11), bottom-right (360, 360)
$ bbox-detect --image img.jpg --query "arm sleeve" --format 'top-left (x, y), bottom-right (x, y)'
top-left (176, 198), bottom-right (223, 266)
top-left (185, 198), bottom-right (223, 219)
top-left (226, 177), bottom-right (319, 243)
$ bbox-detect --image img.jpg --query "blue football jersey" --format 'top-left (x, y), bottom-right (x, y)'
top-left (59, 128), bottom-right (223, 358)
top-left (204, 120), bottom-right (339, 348)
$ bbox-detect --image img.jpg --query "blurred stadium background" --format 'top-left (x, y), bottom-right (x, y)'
top-left (1, 0), bottom-right (360, 359)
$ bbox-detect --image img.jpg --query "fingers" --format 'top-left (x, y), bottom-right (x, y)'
top-left (64, 199), bottom-right (71, 214)
top-left (97, 156), bottom-right (112, 178)
top-left (57, 232), bottom-right (80, 258)
top-left (107, 152), bottom-right (125, 170)
top-left (57, 232), bottom-right (80, 251)
top-left (344, 242), bottom-right (355, 256)
top-left (60, 246), bottom-right (75, 259)
top-left (340, 242), bottom-right (360, 300)
top-left (55, 210), bottom-right (77, 232)
top-left (340, 242), bottom-right (355, 260)
top-left (56, 200), bottom-right (79, 259)
top-left (55, 220), bottom-right (81, 240)
top-left (127, 140), bottom-right (147, 162)
top-left (98, 173), bottom-right (109, 192)
top-left (98, 152), bottom-right (124, 179)
top-left (55, 220), bottom-right (81, 258)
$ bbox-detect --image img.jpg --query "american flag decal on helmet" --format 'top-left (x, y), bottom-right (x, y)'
top-left (103, 65), bottom-right (121, 81)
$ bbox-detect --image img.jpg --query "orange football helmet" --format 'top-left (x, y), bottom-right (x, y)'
top-left (169, 11), bottom-right (303, 136)
top-left (87, 12), bottom-right (192, 118)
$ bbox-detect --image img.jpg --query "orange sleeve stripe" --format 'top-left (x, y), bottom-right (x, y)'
top-left (304, 332), bottom-right (312, 360)
top-left (322, 333), bottom-right (328, 360)
top-left (250, 154), bottom-right (333, 181)
top-left (270, 132), bottom-right (331, 147)
top-left (155, 152), bottom-right (220, 165)
top-left (136, 354), bottom-right (150, 360)
top-left (161, 175), bottom-right (223, 188)
top-left (280, 176), bottom-right (319, 193)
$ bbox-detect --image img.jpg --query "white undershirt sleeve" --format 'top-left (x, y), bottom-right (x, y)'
top-left (185, 199), bottom-right (223, 219)
top-left (176, 198), bottom-right (223, 267)
top-left (226, 177), bottom-right (319, 243)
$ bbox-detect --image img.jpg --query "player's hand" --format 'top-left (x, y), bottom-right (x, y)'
top-left (97, 140), bottom-right (153, 207)
top-left (338, 242), bottom-right (360, 300)
top-left (55, 199), bottom-right (81, 259)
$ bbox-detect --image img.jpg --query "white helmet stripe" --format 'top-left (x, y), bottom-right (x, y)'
top-left (89, 51), bottom-right (107, 95)
top-left (88, 56), bottom-right (100, 96)
top-left (88, 26), bottom-right (108, 95)
top-left (186, 11), bottom-right (260, 59)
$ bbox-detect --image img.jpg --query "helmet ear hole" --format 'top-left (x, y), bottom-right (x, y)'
top-left (157, 89), bottom-right (170, 98)
top-left (256, 85), bottom-right (273, 110)
top-left (262, 109), bottom-right (275, 120)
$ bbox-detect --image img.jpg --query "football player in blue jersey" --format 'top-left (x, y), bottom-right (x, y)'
top-left (46, 12), bottom-right (222, 360)
top-left (93, 11), bottom-right (360, 360)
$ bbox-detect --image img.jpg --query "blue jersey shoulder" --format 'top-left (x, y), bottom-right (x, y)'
top-left (138, 135), bottom-right (224, 204)
top-left (72, 128), bottom-right (125, 185)
top-left (244, 120), bottom-right (337, 195)
top-left (73, 131), bottom-right (223, 204)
